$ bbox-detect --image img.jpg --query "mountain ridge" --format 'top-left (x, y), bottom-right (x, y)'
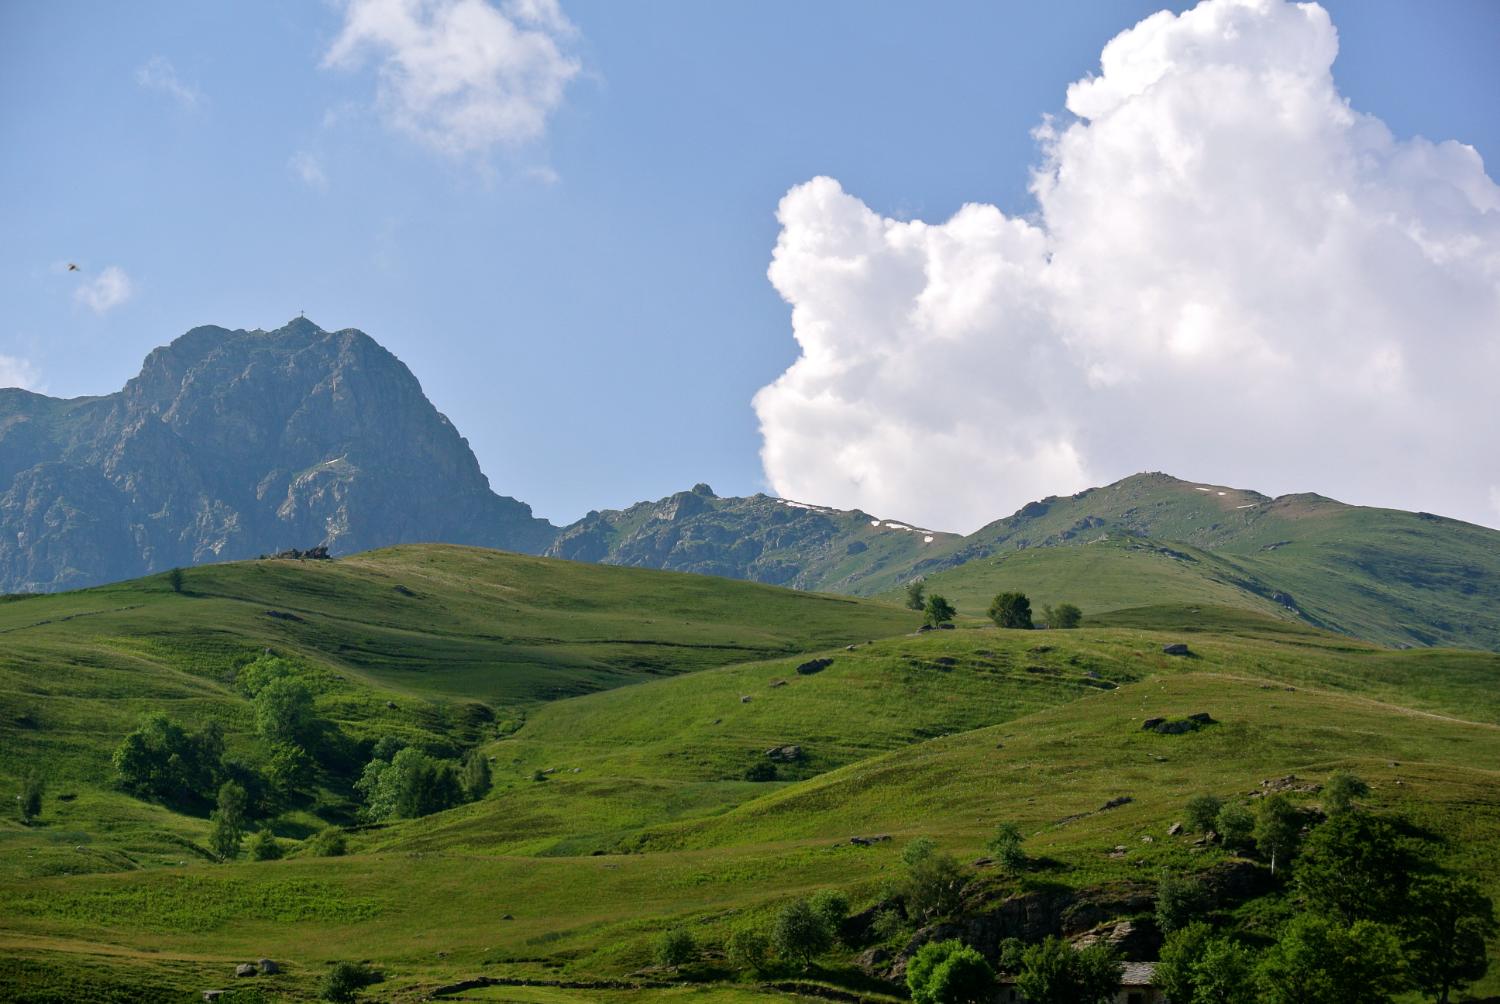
top-left (5, 321), bottom-right (1499, 654)
top-left (0, 318), bottom-right (553, 591)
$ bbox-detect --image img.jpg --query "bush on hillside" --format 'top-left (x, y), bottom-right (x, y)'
top-left (1216, 801), bottom-right (1255, 850)
top-left (320, 961), bottom-right (380, 1003)
top-left (17, 770), bottom-right (44, 824)
top-left (1185, 793), bottom-right (1223, 833)
top-left (1042, 602), bottom-right (1082, 629)
top-left (1155, 871), bottom-right (1211, 934)
top-left (208, 781), bottom-right (249, 860)
top-left (726, 925), bottom-right (770, 974)
top-left (903, 839), bottom-right (967, 922)
top-left (356, 747), bottom-right (463, 821)
top-left (906, 580), bottom-right (927, 611)
top-left (1322, 771), bottom-right (1369, 815)
top-left (308, 827), bottom-right (347, 857)
top-left (772, 898), bottom-right (834, 968)
top-left (808, 888), bottom-right (850, 944)
top-left (988, 592), bottom-right (1033, 629)
top-left (1403, 874), bottom-right (1497, 1003)
top-left (1257, 913), bottom-right (1405, 1004)
top-left (987, 822), bottom-right (1028, 875)
top-left (1012, 936), bottom-right (1121, 1004)
top-left (924, 594), bottom-right (957, 627)
top-left (744, 760), bottom-right (777, 782)
top-left (460, 748), bottom-right (492, 800)
top-left (1253, 794), bottom-right (1302, 876)
top-left (112, 713), bottom-right (225, 808)
top-left (907, 938), bottom-right (995, 1004)
top-left (247, 829), bottom-right (283, 861)
top-left (655, 927), bottom-right (697, 967)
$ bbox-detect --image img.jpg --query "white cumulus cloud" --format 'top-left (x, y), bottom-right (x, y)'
top-left (755, 0), bottom-right (1500, 532)
top-left (74, 266), bottom-right (134, 314)
top-left (0, 355), bottom-right (41, 391)
top-left (135, 56), bottom-right (202, 109)
top-left (323, 0), bottom-right (580, 158)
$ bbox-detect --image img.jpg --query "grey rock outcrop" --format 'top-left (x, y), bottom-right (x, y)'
top-left (0, 319), bottom-right (555, 592)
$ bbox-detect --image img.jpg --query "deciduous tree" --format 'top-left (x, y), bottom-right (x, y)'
top-left (988, 592), bottom-right (1033, 629)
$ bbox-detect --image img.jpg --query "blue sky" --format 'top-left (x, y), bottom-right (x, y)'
top-left (2, 1), bottom-right (1498, 528)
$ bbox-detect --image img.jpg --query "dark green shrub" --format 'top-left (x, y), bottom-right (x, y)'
top-left (988, 592), bottom-right (1033, 629)
top-left (924, 594), bottom-right (957, 627)
top-left (248, 829), bottom-right (283, 861)
top-left (809, 889), bottom-right (850, 942)
top-left (1013, 937), bottom-right (1121, 1004)
top-left (1216, 801), bottom-right (1255, 850)
top-left (905, 580), bottom-right (927, 611)
top-left (655, 927), bottom-right (697, 967)
top-left (1322, 772), bottom-right (1369, 815)
top-left (1185, 793), bottom-right (1223, 833)
top-left (987, 822), bottom-right (1027, 875)
top-left (1156, 871), bottom-right (1211, 934)
top-left (208, 781), bottom-right (248, 860)
top-left (308, 827), bottom-right (347, 857)
top-left (461, 749), bottom-right (492, 800)
top-left (726, 926), bottom-right (770, 974)
top-left (1257, 913), bottom-right (1404, 1004)
top-left (1043, 602), bottom-right (1082, 629)
top-left (17, 770), bottom-right (44, 824)
top-left (907, 939), bottom-right (994, 1004)
top-left (772, 899), bottom-right (833, 968)
top-left (111, 713), bottom-right (223, 807)
top-left (744, 761), bottom-right (778, 782)
top-left (320, 961), bottom-right (379, 1003)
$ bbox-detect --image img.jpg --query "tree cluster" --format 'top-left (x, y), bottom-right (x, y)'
top-left (985, 592), bottom-right (1084, 630)
top-left (1158, 792), bottom-right (1496, 1004)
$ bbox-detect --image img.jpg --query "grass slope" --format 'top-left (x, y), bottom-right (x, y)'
top-left (0, 546), bottom-right (916, 882)
top-left (886, 473), bottom-right (1500, 651)
top-left (5, 593), bottom-right (1500, 1001)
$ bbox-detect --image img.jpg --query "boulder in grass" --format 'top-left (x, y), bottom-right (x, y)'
top-left (235, 964), bottom-right (257, 978)
top-left (1141, 717), bottom-right (1166, 731)
top-left (795, 657), bottom-right (833, 676)
top-left (1163, 643), bottom-right (1190, 656)
top-left (257, 960), bottom-right (279, 975)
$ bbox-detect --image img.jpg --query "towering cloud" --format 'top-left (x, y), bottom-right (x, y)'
top-left (755, 0), bottom-right (1500, 531)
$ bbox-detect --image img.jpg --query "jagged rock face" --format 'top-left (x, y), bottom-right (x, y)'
top-left (546, 484), bottom-right (957, 592)
top-left (0, 319), bottom-right (555, 592)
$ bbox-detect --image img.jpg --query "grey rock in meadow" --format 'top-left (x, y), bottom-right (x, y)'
top-left (1163, 643), bottom-right (1191, 655)
top-left (234, 963), bottom-right (256, 978)
top-left (257, 959), bottom-right (279, 975)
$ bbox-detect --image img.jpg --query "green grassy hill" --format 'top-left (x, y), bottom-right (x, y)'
top-left (884, 473), bottom-right (1500, 650)
top-left (0, 547), bottom-right (915, 882)
top-left (2, 547), bottom-right (1499, 1002)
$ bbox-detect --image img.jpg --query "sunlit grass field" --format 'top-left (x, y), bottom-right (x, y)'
top-left (2, 546), bottom-right (1498, 1001)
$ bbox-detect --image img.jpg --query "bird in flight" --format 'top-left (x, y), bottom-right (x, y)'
top-left (67, 263), bottom-right (79, 271)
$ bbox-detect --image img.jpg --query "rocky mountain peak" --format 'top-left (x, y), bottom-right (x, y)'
top-left (0, 321), bottom-right (555, 592)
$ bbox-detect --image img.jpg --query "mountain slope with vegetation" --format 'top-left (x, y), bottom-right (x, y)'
top-left (547, 484), bottom-right (957, 592)
top-left (1, 548), bottom-right (1497, 1002)
top-left (889, 473), bottom-right (1500, 651)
